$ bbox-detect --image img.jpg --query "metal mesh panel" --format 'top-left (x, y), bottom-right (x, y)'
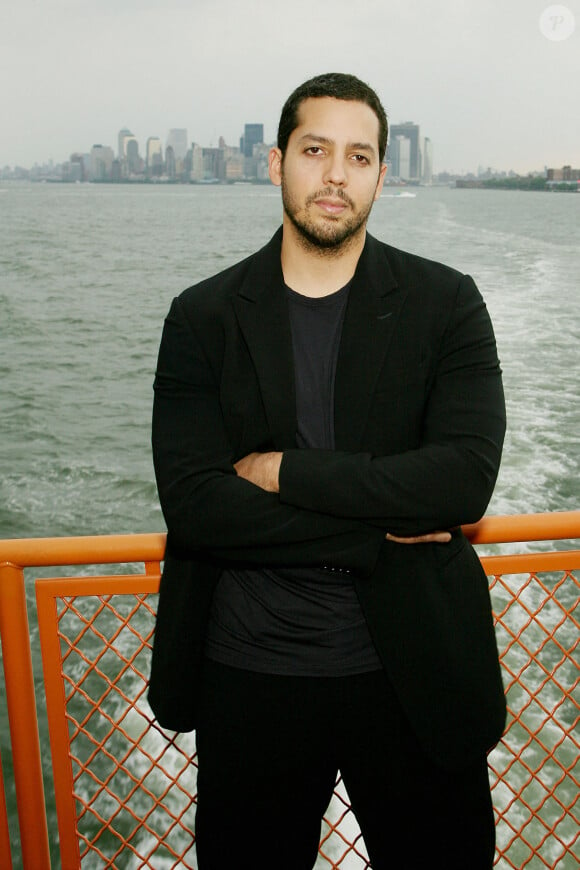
top-left (51, 587), bottom-right (197, 868)
top-left (40, 580), bottom-right (371, 868)
top-left (37, 567), bottom-right (578, 869)
top-left (488, 569), bottom-right (579, 868)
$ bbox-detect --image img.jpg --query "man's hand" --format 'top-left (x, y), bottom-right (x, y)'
top-left (234, 452), bottom-right (282, 493)
top-left (386, 531), bottom-right (452, 544)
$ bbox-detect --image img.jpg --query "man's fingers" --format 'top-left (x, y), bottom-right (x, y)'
top-left (233, 452), bottom-right (281, 492)
top-left (385, 531), bottom-right (452, 544)
top-left (234, 452), bottom-right (257, 479)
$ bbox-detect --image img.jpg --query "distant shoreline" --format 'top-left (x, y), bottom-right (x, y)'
top-left (2, 177), bottom-right (578, 193)
top-left (455, 179), bottom-right (579, 193)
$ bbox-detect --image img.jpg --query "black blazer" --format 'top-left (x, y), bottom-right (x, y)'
top-left (149, 228), bottom-right (507, 769)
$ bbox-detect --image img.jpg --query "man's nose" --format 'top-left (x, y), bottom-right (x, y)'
top-left (323, 156), bottom-right (347, 186)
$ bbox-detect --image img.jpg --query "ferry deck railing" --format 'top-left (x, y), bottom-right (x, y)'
top-left (0, 512), bottom-right (578, 869)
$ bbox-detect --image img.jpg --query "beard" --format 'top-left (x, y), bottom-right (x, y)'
top-left (280, 179), bottom-right (375, 253)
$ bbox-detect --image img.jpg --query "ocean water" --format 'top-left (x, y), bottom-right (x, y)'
top-left (1, 182), bottom-right (578, 543)
top-left (1, 182), bottom-right (579, 867)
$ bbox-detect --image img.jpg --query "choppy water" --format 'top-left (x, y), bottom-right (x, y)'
top-left (1, 182), bottom-right (579, 867)
top-left (1, 183), bottom-right (578, 541)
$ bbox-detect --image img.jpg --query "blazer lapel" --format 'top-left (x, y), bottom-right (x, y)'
top-left (232, 231), bottom-right (298, 449)
top-left (232, 230), bottom-right (406, 453)
top-left (334, 234), bottom-right (407, 450)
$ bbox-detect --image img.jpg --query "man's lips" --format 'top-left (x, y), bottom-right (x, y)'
top-left (314, 197), bottom-right (349, 214)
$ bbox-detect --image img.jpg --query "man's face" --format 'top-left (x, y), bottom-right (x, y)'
top-left (269, 97), bottom-right (387, 251)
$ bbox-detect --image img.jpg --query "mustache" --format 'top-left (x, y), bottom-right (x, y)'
top-left (306, 187), bottom-right (354, 209)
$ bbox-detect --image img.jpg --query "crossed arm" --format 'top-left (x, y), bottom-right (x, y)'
top-left (154, 276), bottom-right (505, 571)
top-left (234, 451), bottom-right (452, 545)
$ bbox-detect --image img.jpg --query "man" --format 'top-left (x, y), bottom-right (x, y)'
top-left (149, 73), bottom-right (506, 869)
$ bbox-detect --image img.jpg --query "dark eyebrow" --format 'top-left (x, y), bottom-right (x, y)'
top-left (297, 134), bottom-right (377, 157)
top-left (348, 141), bottom-right (376, 155)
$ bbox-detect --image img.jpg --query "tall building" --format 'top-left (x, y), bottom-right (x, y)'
top-left (146, 137), bottom-right (163, 176)
top-left (202, 147), bottom-right (224, 181)
top-left (68, 152), bottom-right (87, 182)
top-left (190, 143), bottom-right (204, 182)
top-left (118, 128), bottom-right (134, 160)
top-left (254, 142), bottom-right (271, 181)
top-left (422, 137), bottom-right (433, 184)
top-left (240, 124), bottom-right (264, 158)
top-left (166, 129), bottom-right (188, 161)
top-left (388, 123), bottom-right (421, 180)
top-left (165, 146), bottom-right (176, 180)
top-left (89, 144), bottom-right (114, 180)
top-left (225, 154), bottom-right (244, 181)
top-left (392, 136), bottom-right (411, 180)
top-left (125, 138), bottom-right (141, 174)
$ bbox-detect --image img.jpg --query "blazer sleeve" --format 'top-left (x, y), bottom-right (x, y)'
top-left (152, 296), bottom-right (384, 574)
top-left (279, 274), bottom-right (506, 536)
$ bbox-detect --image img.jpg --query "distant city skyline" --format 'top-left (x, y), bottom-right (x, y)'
top-left (1, 0), bottom-right (578, 174)
top-left (3, 117), bottom-right (442, 183)
top-left (3, 105), bottom-right (575, 179)
top-left (2, 117), bottom-right (571, 182)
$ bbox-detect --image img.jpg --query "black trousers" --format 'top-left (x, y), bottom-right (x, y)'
top-left (194, 660), bottom-right (495, 869)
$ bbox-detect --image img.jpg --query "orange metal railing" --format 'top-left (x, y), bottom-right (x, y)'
top-left (0, 513), bottom-right (578, 869)
top-left (0, 741), bottom-right (11, 868)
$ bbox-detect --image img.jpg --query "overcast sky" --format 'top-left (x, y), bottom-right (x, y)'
top-left (1, 0), bottom-right (578, 173)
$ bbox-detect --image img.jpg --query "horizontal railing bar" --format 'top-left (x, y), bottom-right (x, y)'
top-left (463, 511), bottom-right (580, 544)
top-left (481, 549), bottom-right (580, 575)
top-left (0, 513), bottom-right (579, 570)
top-left (0, 533), bottom-right (166, 569)
top-left (35, 574), bottom-right (161, 597)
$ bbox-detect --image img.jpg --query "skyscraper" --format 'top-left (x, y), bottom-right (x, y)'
top-left (165, 146), bottom-right (176, 180)
top-left (166, 129), bottom-right (188, 161)
top-left (388, 123), bottom-right (421, 180)
top-left (118, 128), bottom-right (134, 160)
top-left (126, 138), bottom-right (141, 174)
top-left (89, 144), bottom-right (114, 180)
top-left (146, 137), bottom-right (163, 176)
top-left (391, 136), bottom-right (411, 180)
top-left (422, 137), bottom-right (433, 184)
top-left (240, 124), bottom-right (264, 158)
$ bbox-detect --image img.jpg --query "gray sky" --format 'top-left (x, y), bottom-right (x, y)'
top-left (2, 0), bottom-right (578, 173)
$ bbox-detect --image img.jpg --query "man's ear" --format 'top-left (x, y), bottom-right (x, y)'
top-left (268, 147), bottom-right (283, 187)
top-left (374, 162), bottom-right (388, 201)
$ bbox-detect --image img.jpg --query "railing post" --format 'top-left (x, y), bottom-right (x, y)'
top-left (0, 562), bottom-right (51, 869)
top-left (0, 743), bottom-right (13, 869)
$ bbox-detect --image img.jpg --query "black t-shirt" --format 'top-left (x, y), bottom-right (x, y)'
top-left (288, 282), bottom-right (346, 451)
top-left (204, 282), bottom-right (381, 676)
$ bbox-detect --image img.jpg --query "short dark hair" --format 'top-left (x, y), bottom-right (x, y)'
top-left (277, 72), bottom-right (388, 163)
